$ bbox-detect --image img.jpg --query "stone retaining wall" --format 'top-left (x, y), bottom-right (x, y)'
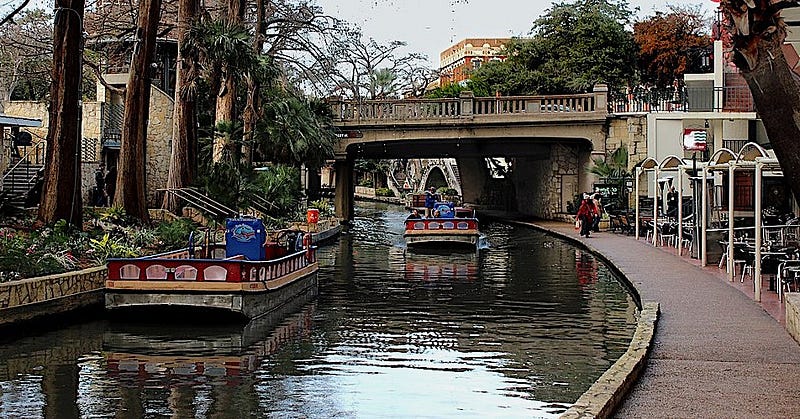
top-left (0, 266), bottom-right (107, 327)
top-left (786, 293), bottom-right (800, 345)
top-left (560, 302), bottom-right (659, 419)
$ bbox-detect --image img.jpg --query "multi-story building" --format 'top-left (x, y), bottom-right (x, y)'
top-left (439, 38), bottom-right (511, 86)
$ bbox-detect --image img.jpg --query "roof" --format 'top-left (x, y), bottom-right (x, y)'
top-left (0, 114), bottom-right (42, 128)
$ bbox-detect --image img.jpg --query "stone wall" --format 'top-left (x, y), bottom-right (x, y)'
top-left (513, 144), bottom-right (581, 219)
top-left (786, 293), bottom-right (800, 345)
top-left (0, 266), bottom-right (107, 327)
top-left (607, 115), bottom-right (648, 170)
top-left (144, 86), bottom-right (174, 206)
top-left (3, 85), bottom-right (174, 208)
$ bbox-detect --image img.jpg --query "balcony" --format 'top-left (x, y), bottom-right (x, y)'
top-left (610, 85), bottom-right (755, 114)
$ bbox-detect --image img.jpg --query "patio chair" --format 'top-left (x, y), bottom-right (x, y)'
top-left (658, 222), bottom-right (677, 247)
top-left (737, 243), bottom-right (756, 282)
top-left (680, 227), bottom-right (693, 255)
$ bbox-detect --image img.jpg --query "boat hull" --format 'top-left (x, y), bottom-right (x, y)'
top-left (403, 217), bottom-right (480, 251)
top-left (404, 230), bottom-right (480, 250)
top-left (106, 264), bottom-right (318, 320)
top-left (106, 252), bottom-right (319, 321)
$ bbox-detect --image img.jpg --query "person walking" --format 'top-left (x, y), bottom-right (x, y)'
top-left (592, 192), bottom-right (603, 232)
top-left (576, 194), bottom-right (599, 238)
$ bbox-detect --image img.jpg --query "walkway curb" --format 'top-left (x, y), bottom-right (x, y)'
top-left (560, 302), bottom-right (659, 419)
top-left (501, 219), bottom-right (659, 419)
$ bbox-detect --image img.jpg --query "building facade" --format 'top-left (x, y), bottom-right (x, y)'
top-left (439, 38), bottom-right (511, 86)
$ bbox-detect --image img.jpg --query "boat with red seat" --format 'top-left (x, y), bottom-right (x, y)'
top-left (403, 203), bottom-right (480, 250)
top-left (105, 217), bottom-right (318, 320)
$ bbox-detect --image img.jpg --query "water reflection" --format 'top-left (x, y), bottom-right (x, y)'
top-left (388, 246), bottom-right (481, 282)
top-left (0, 202), bottom-right (636, 418)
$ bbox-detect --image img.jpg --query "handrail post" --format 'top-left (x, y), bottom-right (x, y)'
top-left (593, 83), bottom-right (608, 113)
top-left (459, 91), bottom-right (474, 118)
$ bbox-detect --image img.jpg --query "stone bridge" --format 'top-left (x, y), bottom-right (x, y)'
top-left (328, 85), bottom-right (613, 220)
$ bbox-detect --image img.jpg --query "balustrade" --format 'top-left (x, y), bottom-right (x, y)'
top-left (329, 91), bottom-right (600, 122)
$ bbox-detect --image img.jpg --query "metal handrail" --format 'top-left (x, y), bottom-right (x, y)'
top-left (158, 187), bottom-right (237, 220)
top-left (1, 142), bottom-right (45, 183)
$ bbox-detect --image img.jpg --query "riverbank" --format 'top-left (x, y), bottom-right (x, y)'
top-left (496, 214), bottom-right (800, 418)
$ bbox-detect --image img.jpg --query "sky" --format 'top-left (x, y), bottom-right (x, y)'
top-left (315, 0), bottom-right (716, 68)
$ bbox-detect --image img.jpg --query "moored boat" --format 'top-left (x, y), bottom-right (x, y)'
top-left (105, 217), bottom-right (319, 321)
top-left (403, 203), bottom-right (480, 250)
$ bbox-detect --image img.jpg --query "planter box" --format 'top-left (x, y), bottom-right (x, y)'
top-left (0, 266), bottom-right (107, 327)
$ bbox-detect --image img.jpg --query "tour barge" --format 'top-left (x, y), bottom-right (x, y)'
top-left (403, 203), bottom-right (480, 250)
top-left (105, 218), bottom-right (318, 321)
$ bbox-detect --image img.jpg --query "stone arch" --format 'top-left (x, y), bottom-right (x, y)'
top-left (418, 161), bottom-right (463, 195)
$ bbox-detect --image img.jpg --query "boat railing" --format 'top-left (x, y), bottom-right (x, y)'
top-left (405, 218), bottom-right (479, 231)
top-left (108, 248), bottom-right (316, 283)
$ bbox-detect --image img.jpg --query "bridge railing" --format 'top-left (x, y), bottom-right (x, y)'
top-left (332, 98), bottom-right (461, 120)
top-left (329, 89), bottom-right (604, 122)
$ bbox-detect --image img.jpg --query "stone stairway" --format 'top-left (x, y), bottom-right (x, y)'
top-left (1, 158), bottom-right (42, 208)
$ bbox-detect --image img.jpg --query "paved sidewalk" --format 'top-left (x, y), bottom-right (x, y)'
top-left (517, 220), bottom-right (800, 418)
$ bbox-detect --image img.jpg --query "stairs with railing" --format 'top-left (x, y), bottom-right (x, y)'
top-left (159, 187), bottom-right (238, 223)
top-left (1, 143), bottom-right (46, 209)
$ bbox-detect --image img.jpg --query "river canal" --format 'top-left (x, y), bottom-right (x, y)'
top-left (0, 203), bottom-right (637, 418)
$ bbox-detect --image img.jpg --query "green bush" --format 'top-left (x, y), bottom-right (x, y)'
top-left (156, 218), bottom-right (199, 250)
top-left (0, 226), bottom-right (81, 282)
top-left (375, 187), bottom-right (394, 197)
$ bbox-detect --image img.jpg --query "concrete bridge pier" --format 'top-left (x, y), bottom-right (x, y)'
top-left (334, 159), bottom-right (354, 221)
top-left (456, 157), bottom-right (489, 206)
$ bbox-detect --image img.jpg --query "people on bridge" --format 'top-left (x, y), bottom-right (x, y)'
top-left (424, 187), bottom-right (439, 217)
top-left (577, 193), bottom-right (599, 238)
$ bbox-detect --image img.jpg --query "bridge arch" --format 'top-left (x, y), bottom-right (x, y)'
top-left (331, 90), bottom-right (610, 220)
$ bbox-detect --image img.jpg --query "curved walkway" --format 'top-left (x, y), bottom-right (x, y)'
top-left (514, 219), bottom-right (800, 418)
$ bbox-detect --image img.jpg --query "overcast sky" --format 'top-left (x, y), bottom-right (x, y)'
top-left (315, 0), bottom-right (716, 67)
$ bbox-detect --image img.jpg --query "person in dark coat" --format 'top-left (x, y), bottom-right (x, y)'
top-left (666, 186), bottom-right (679, 219)
top-left (104, 165), bottom-right (117, 205)
top-left (424, 187), bottom-right (438, 217)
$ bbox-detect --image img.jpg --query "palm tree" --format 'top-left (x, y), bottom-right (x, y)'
top-left (588, 146), bottom-right (630, 211)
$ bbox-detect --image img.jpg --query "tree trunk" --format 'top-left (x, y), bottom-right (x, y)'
top-left (38, 0), bottom-right (84, 227)
top-left (114, 0), bottom-right (162, 223)
top-left (163, 0), bottom-right (199, 214)
top-left (740, 44), bottom-right (800, 203)
top-left (720, 1), bottom-right (800, 203)
top-left (241, 0), bottom-right (266, 165)
top-left (212, 0), bottom-right (245, 162)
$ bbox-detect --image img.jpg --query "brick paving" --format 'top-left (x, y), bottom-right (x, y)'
top-left (501, 217), bottom-right (800, 418)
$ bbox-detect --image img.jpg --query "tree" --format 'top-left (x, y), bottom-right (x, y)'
top-left (113, 0), bottom-right (162, 223)
top-left (255, 90), bottom-right (335, 168)
top-left (38, 0), bottom-right (84, 227)
top-left (162, 0), bottom-right (200, 213)
top-left (718, 0), bottom-right (800, 204)
top-left (0, 9), bottom-right (52, 105)
top-left (634, 5), bottom-right (711, 88)
top-left (472, 0), bottom-right (637, 95)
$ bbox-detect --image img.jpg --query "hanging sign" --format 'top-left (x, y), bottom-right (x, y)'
top-left (683, 129), bottom-right (708, 151)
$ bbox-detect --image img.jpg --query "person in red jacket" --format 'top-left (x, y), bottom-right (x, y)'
top-left (576, 194), bottom-right (599, 238)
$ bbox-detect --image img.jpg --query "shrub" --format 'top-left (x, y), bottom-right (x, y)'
top-left (156, 218), bottom-right (199, 250)
top-left (375, 187), bottom-right (394, 197)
